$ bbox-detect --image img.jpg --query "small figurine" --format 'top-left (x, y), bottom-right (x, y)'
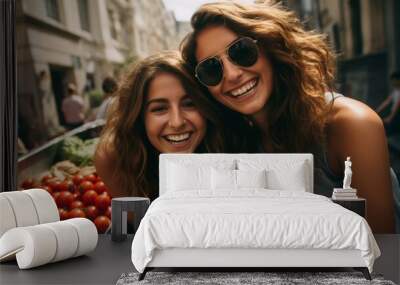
top-left (343, 156), bottom-right (352, 189)
top-left (332, 156), bottom-right (357, 199)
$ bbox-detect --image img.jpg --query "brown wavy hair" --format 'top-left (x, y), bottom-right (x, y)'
top-left (96, 51), bottom-right (251, 199)
top-left (181, 1), bottom-right (336, 153)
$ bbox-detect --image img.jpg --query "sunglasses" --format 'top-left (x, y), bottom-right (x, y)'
top-left (195, 37), bottom-right (259, 87)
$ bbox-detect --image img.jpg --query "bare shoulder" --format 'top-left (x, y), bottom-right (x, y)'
top-left (325, 96), bottom-right (388, 173)
top-left (326, 96), bottom-right (386, 151)
top-left (328, 96), bottom-right (383, 129)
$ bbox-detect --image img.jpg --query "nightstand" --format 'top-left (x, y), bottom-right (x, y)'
top-left (111, 197), bottom-right (150, 242)
top-left (331, 197), bottom-right (366, 217)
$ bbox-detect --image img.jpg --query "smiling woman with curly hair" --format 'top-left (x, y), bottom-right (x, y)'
top-left (95, 51), bottom-right (252, 201)
top-left (181, 1), bottom-right (395, 233)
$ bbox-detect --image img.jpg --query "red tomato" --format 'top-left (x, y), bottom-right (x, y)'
top-left (85, 205), bottom-right (99, 220)
top-left (72, 192), bottom-right (80, 200)
top-left (82, 190), bottom-right (98, 206)
top-left (94, 216), bottom-right (111, 233)
top-left (72, 174), bottom-right (84, 186)
top-left (58, 181), bottom-right (70, 192)
top-left (21, 178), bottom-right (35, 189)
top-left (79, 181), bottom-right (94, 194)
top-left (93, 181), bottom-right (107, 194)
top-left (104, 206), bottom-right (111, 219)
top-left (52, 191), bottom-right (61, 201)
top-left (41, 185), bottom-right (53, 194)
top-left (84, 174), bottom-right (97, 183)
top-left (58, 208), bottom-right (69, 220)
top-left (68, 208), bottom-right (86, 219)
top-left (49, 180), bottom-right (62, 192)
top-left (70, 200), bottom-right (84, 209)
top-left (56, 191), bottom-right (75, 208)
top-left (95, 193), bottom-right (111, 211)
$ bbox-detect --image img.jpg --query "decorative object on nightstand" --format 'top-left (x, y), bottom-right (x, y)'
top-left (111, 197), bottom-right (150, 242)
top-left (332, 188), bottom-right (358, 199)
top-left (332, 157), bottom-right (358, 200)
top-left (343, 156), bottom-right (353, 189)
top-left (331, 157), bottom-right (365, 217)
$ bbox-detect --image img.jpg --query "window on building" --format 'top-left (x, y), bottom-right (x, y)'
top-left (120, 15), bottom-right (130, 46)
top-left (333, 23), bottom-right (341, 52)
top-left (78, 0), bottom-right (90, 32)
top-left (349, 0), bottom-right (363, 56)
top-left (85, 73), bottom-right (95, 92)
top-left (71, 55), bottom-right (82, 69)
top-left (45, 0), bottom-right (60, 21)
top-left (108, 9), bottom-right (117, 40)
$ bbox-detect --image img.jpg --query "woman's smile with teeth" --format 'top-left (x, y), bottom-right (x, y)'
top-left (164, 132), bottom-right (191, 143)
top-left (229, 79), bottom-right (258, 97)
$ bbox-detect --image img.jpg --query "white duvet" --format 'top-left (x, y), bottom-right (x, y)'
top-left (131, 190), bottom-right (380, 273)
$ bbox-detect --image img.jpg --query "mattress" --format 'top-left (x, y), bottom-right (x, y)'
top-left (131, 190), bottom-right (380, 273)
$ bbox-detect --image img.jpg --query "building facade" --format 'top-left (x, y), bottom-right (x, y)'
top-left (129, 0), bottom-right (178, 58)
top-left (286, 0), bottom-right (400, 108)
top-left (16, 0), bottom-right (187, 150)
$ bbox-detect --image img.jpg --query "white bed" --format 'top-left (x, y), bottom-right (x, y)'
top-left (131, 154), bottom-right (380, 280)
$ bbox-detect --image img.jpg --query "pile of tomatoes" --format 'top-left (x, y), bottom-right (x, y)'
top-left (21, 173), bottom-right (112, 233)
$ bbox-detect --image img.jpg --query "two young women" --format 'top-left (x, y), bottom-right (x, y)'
top-left (96, 2), bottom-right (395, 233)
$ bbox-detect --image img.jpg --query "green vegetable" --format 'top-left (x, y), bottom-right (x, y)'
top-left (62, 136), bottom-right (99, 166)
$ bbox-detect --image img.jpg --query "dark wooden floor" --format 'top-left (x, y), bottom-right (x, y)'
top-left (0, 235), bottom-right (398, 284)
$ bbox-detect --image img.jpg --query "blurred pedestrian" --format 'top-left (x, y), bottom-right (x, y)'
top-left (376, 71), bottom-right (400, 135)
top-left (96, 77), bottom-right (118, 120)
top-left (61, 83), bottom-right (85, 130)
top-left (38, 70), bottom-right (65, 138)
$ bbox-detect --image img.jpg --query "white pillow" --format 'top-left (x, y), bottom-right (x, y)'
top-left (238, 159), bottom-right (308, 192)
top-left (236, 169), bottom-right (267, 188)
top-left (266, 164), bottom-right (307, 191)
top-left (167, 162), bottom-right (211, 191)
top-left (211, 168), bottom-right (236, 190)
top-left (211, 169), bottom-right (267, 190)
top-left (166, 159), bottom-right (235, 192)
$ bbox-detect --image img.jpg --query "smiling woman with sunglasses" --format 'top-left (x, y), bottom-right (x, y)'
top-left (181, 1), bottom-right (395, 233)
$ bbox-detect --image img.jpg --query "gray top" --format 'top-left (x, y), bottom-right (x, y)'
top-left (313, 92), bottom-right (344, 197)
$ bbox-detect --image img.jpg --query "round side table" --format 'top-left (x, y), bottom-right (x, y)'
top-left (111, 197), bottom-right (150, 242)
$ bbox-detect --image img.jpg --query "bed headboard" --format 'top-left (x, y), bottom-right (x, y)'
top-left (159, 153), bottom-right (314, 196)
